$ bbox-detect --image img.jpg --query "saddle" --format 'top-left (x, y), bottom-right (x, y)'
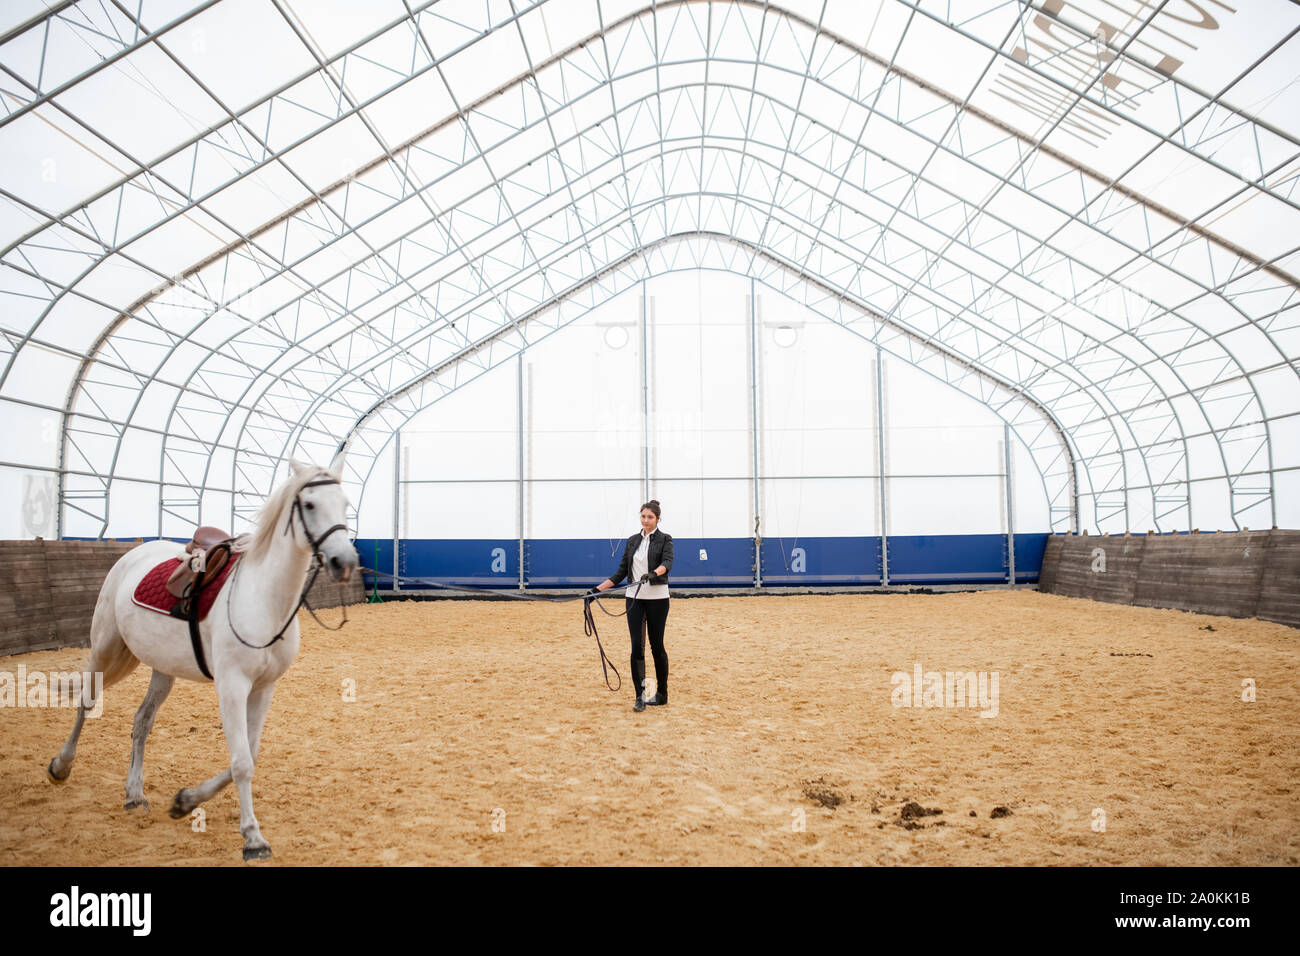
top-left (132, 530), bottom-right (240, 682)
top-left (166, 526), bottom-right (235, 613)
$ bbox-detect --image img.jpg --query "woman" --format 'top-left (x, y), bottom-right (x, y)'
top-left (594, 500), bottom-right (673, 712)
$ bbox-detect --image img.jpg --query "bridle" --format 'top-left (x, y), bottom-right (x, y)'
top-left (227, 474), bottom-right (351, 650)
top-left (284, 476), bottom-right (349, 559)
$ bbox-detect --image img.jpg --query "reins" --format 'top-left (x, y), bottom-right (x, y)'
top-left (227, 475), bottom-right (351, 651)
top-left (359, 566), bottom-right (642, 692)
top-left (216, 468), bottom-right (642, 693)
top-left (583, 590), bottom-right (627, 692)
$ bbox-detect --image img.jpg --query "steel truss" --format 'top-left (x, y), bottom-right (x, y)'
top-left (0, 0), bottom-right (1294, 538)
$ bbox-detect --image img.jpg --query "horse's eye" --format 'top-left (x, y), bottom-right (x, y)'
top-left (305, 502), bottom-right (315, 510)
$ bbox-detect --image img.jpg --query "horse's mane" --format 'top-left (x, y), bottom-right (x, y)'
top-left (231, 468), bottom-right (333, 562)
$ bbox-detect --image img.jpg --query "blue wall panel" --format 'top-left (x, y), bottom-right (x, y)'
top-left (1013, 534), bottom-right (1049, 584)
top-left (527, 537), bottom-right (756, 586)
top-left (760, 536), bottom-right (883, 584)
top-left (659, 537), bottom-right (756, 585)
top-left (886, 534), bottom-right (1008, 583)
top-left (353, 533), bottom-right (1051, 588)
top-left (73, 533), bottom-right (1052, 589)
top-left (399, 538), bottom-right (518, 588)
top-left (526, 538), bottom-right (624, 587)
top-left (354, 538), bottom-right (395, 592)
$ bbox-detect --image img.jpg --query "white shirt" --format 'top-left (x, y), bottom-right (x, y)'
top-left (630, 530), bottom-right (669, 600)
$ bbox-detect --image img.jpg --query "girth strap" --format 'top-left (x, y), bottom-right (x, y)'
top-left (184, 541), bottom-right (232, 680)
top-left (188, 608), bottom-right (212, 680)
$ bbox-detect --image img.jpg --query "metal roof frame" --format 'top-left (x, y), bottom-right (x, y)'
top-left (0, 0), bottom-right (1294, 538)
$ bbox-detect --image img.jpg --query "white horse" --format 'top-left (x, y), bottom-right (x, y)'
top-left (47, 453), bottom-right (358, 861)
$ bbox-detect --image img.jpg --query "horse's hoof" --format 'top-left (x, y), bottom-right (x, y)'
top-left (169, 792), bottom-right (191, 820)
top-left (47, 759), bottom-right (70, 783)
top-left (124, 797), bottom-right (149, 812)
top-left (242, 845), bottom-right (273, 862)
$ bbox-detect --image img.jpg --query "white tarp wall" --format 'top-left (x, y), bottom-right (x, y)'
top-left (371, 268), bottom-right (1051, 541)
top-left (1, 1), bottom-right (1297, 540)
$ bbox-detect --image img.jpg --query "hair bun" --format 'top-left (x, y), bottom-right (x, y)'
top-left (649, 499), bottom-right (660, 507)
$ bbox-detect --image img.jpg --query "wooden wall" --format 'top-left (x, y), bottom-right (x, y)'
top-left (1039, 530), bottom-right (1300, 628)
top-left (1, 539), bottom-right (365, 657)
top-left (0, 539), bottom-right (134, 656)
top-left (303, 569), bottom-right (367, 614)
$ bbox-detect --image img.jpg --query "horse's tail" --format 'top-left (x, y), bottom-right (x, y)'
top-left (88, 553), bottom-right (143, 686)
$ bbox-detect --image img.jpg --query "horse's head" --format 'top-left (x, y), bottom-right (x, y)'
top-left (288, 450), bottom-right (359, 583)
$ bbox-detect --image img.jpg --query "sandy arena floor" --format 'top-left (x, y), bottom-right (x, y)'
top-left (1, 590), bottom-right (1297, 866)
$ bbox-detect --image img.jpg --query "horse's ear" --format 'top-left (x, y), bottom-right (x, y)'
top-left (328, 448), bottom-right (347, 478)
top-left (289, 458), bottom-right (310, 477)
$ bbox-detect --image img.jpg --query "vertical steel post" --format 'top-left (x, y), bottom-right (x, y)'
top-left (1005, 422), bottom-right (1016, 586)
top-left (517, 353), bottom-right (525, 590)
top-left (876, 348), bottom-right (889, 586)
top-left (750, 277), bottom-right (762, 588)
top-left (392, 430), bottom-right (401, 593)
top-left (641, 281), bottom-right (650, 503)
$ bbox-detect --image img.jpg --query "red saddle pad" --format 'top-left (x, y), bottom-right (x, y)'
top-left (132, 553), bottom-right (241, 620)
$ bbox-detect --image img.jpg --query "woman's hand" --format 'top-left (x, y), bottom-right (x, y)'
top-left (596, 579), bottom-right (613, 592)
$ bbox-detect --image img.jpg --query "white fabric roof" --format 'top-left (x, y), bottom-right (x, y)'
top-left (1, 0), bottom-right (1296, 536)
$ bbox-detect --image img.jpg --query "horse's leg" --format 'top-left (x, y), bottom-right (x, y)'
top-left (243, 682), bottom-right (275, 775)
top-left (123, 669), bottom-right (174, 811)
top-left (169, 768), bottom-right (230, 819)
top-left (48, 614), bottom-right (140, 783)
top-left (169, 683), bottom-right (274, 818)
top-left (214, 670), bottom-right (272, 861)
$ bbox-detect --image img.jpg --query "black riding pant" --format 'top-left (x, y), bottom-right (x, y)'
top-left (626, 597), bottom-right (669, 698)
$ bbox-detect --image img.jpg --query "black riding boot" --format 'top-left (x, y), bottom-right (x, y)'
top-left (646, 675), bottom-right (667, 706)
top-left (632, 658), bottom-right (646, 711)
